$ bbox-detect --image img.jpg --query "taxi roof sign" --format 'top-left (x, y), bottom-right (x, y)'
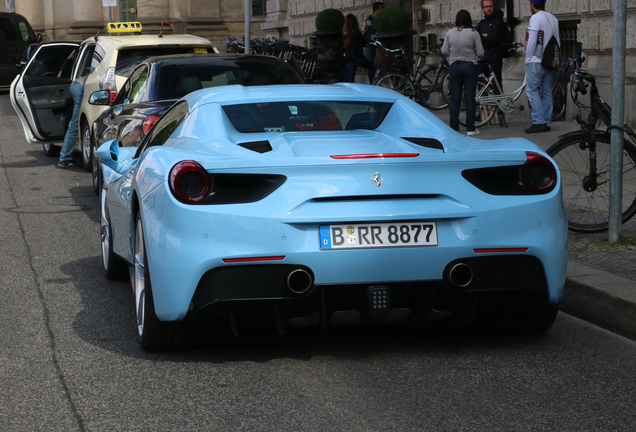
top-left (107, 22), bottom-right (142, 33)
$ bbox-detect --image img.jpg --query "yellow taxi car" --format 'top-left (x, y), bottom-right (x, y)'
top-left (11, 22), bottom-right (217, 168)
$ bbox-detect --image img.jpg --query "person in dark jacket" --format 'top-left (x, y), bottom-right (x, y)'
top-left (476, 0), bottom-right (506, 91)
top-left (361, 2), bottom-right (384, 83)
top-left (441, 10), bottom-right (484, 135)
top-left (343, 14), bottom-right (366, 83)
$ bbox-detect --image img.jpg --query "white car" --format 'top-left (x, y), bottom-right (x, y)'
top-left (11, 23), bottom-right (217, 169)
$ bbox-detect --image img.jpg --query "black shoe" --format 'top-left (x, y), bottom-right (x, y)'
top-left (546, 126), bottom-right (551, 131)
top-left (524, 123), bottom-right (548, 134)
top-left (58, 160), bottom-right (76, 168)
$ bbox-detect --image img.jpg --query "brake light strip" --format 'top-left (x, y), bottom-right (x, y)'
top-left (223, 256), bottom-right (285, 263)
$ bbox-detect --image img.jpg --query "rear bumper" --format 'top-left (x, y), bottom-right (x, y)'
top-left (189, 255), bottom-right (550, 330)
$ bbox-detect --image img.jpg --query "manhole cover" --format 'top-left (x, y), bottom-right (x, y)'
top-left (6, 205), bottom-right (91, 214)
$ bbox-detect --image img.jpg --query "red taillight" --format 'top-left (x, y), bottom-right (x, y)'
top-left (143, 114), bottom-right (161, 136)
top-left (109, 91), bottom-right (117, 102)
top-left (331, 153), bottom-right (420, 159)
top-left (169, 161), bottom-right (211, 204)
top-left (521, 152), bottom-right (557, 192)
top-left (222, 256), bottom-right (285, 263)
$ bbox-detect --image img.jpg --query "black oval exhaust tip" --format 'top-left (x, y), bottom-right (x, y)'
top-left (287, 269), bottom-right (313, 294)
top-left (448, 263), bottom-right (473, 288)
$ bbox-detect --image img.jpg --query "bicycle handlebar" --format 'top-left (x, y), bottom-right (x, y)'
top-left (566, 42), bottom-right (589, 98)
top-left (371, 40), bottom-right (404, 54)
top-left (574, 69), bottom-right (595, 95)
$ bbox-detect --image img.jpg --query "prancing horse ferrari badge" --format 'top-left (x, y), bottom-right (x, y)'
top-left (372, 172), bottom-right (383, 189)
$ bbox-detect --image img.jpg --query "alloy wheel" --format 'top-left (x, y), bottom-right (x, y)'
top-left (81, 123), bottom-right (92, 171)
top-left (100, 193), bottom-right (111, 271)
top-left (134, 217), bottom-right (146, 337)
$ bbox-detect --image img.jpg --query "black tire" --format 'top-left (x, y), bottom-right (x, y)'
top-left (479, 301), bottom-right (559, 335)
top-left (441, 71), bottom-right (451, 106)
top-left (458, 78), bottom-right (498, 128)
top-left (374, 72), bottom-right (418, 102)
top-left (513, 303), bottom-right (559, 335)
top-left (81, 121), bottom-right (92, 171)
top-left (92, 149), bottom-right (102, 196)
top-left (134, 213), bottom-right (193, 350)
top-left (552, 79), bottom-right (567, 121)
top-left (42, 143), bottom-right (60, 157)
top-left (547, 132), bottom-right (636, 232)
top-left (100, 195), bottom-right (128, 280)
top-left (419, 65), bottom-right (449, 110)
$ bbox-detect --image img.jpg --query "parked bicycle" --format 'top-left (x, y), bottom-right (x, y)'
top-left (371, 40), bottom-right (440, 106)
top-left (437, 42), bottom-right (568, 127)
top-left (225, 36), bottom-right (326, 83)
top-left (551, 57), bottom-right (573, 121)
top-left (546, 43), bottom-right (636, 232)
top-left (449, 43), bottom-right (527, 128)
top-left (418, 42), bottom-right (449, 110)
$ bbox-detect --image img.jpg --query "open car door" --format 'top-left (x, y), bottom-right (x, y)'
top-left (10, 42), bottom-right (79, 145)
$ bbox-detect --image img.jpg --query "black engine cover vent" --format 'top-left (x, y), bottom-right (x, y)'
top-left (238, 140), bottom-right (273, 154)
top-left (401, 137), bottom-right (444, 152)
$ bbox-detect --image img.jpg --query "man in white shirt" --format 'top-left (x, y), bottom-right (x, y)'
top-left (524, 1), bottom-right (560, 134)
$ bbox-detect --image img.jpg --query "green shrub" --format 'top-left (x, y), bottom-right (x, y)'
top-left (373, 6), bottom-right (412, 33)
top-left (315, 8), bottom-right (345, 32)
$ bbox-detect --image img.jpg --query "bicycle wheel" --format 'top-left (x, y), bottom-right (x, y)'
top-left (374, 73), bottom-right (417, 101)
top-left (458, 78), bottom-right (498, 128)
top-left (441, 71), bottom-right (451, 106)
top-left (552, 79), bottom-right (567, 121)
top-left (547, 132), bottom-right (636, 232)
top-left (371, 69), bottom-right (386, 86)
top-left (419, 65), bottom-right (449, 110)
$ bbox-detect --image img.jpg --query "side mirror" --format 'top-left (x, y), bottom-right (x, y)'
top-left (37, 33), bottom-right (43, 43)
top-left (89, 90), bottom-right (111, 106)
top-left (96, 139), bottom-right (123, 172)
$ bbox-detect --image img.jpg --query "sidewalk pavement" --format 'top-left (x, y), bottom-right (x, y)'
top-left (430, 111), bottom-right (636, 339)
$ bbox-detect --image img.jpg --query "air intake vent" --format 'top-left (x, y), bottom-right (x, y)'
top-left (238, 140), bottom-right (272, 154)
top-left (402, 137), bottom-right (444, 151)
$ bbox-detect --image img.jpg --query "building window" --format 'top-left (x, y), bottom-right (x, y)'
top-left (121, 0), bottom-right (138, 22)
top-left (558, 21), bottom-right (580, 64)
top-left (252, 0), bottom-right (266, 17)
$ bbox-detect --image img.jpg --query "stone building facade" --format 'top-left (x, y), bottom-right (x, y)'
top-left (6, 0), bottom-right (636, 123)
top-left (262, 0), bottom-right (416, 47)
top-left (262, 0), bottom-right (636, 124)
top-left (6, 0), bottom-right (269, 48)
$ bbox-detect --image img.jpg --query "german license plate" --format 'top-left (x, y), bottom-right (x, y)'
top-left (319, 222), bottom-right (438, 249)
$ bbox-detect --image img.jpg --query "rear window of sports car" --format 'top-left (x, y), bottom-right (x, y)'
top-left (223, 101), bottom-right (392, 133)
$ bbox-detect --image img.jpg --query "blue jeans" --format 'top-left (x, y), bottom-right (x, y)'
top-left (59, 81), bottom-right (84, 162)
top-left (364, 46), bottom-right (377, 83)
top-left (448, 61), bottom-right (478, 132)
top-left (526, 62), bottom-right (553, 126)
top-left (346, 61), bottom-right (358, 82)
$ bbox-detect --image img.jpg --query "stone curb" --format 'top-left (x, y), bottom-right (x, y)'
top-left (561, 260), bottom-right (636, 339)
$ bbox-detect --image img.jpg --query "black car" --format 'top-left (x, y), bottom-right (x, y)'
top-left (0, 12), bottom-right (40, 87)
top-left (89, 53), bottom-right (304, 193)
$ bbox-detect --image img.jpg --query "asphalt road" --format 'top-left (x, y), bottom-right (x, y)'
top-left (2, 93), bottom-right (636, 431)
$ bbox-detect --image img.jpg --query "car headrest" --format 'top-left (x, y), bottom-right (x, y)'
top-left (345, 113), bottom-right (376, 130)
top-left (243, 75), bottom-right (271, 86)
top-left (176, 76), bottom-right (203, 95)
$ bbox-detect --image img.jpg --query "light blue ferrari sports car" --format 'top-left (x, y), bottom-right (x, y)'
top-left (97, 83), bottom-right (568, 350)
